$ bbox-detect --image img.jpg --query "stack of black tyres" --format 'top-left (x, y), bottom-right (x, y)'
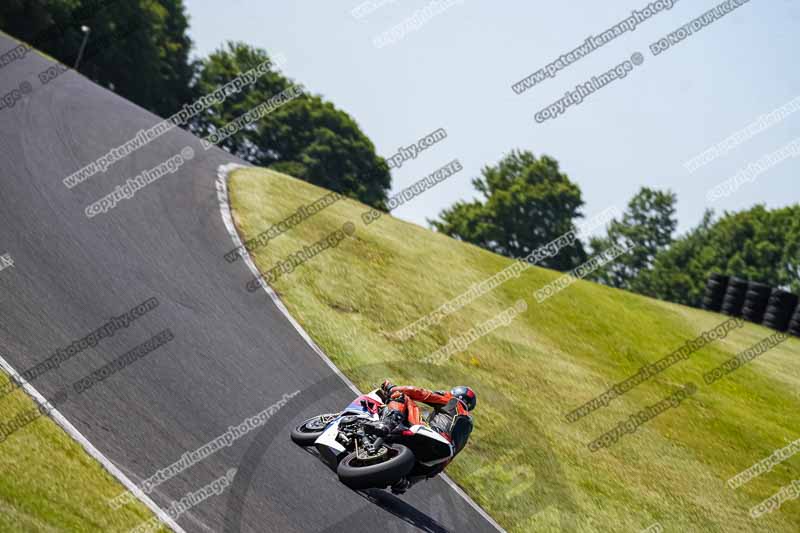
top-left (763, 290), bottom-right (799, 332)
top-left (788, 301), bottom-right (800, 337)
top-left (741, 281), bottom-right (772, 324)
top-left (720, 277), bottom-right (748, 317)
top-left (702, 273), bottom-right (729, 312)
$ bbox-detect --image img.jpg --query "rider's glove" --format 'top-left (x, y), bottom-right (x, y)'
top-left (380, 379), bottom-right (395, 396)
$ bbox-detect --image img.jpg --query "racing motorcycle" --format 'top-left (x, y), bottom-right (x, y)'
top-left (290, 389), bottom-right (453, 490)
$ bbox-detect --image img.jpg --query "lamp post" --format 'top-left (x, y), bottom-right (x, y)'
top-left (74, 25), bottom-right (90, 70)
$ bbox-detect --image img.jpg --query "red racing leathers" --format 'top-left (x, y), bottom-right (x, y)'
top-left (384, 385), bottom-right (474, 458)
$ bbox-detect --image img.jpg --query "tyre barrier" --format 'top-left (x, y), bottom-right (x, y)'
top-left (708, 272), bottom-right (729, 284)
top-left (720, 277), bottom-right (748, 317)
top-left (741, 281), bottom-right (771, 324)
top-left (706, 274), bottom-right (800, 336)
top-left (702, 273), bottom-right (728, 312)
top-left (762, 289), bottom-right (798, 333)
top-left (789, 302), bottom-right (800, 338)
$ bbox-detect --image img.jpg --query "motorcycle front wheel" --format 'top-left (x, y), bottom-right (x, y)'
top-left (337, 444), bottom-right (415, 490)
top-left (290, 413), bottom-right (338, 446)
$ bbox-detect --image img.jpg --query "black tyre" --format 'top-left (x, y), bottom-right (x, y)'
top-left (768, 290), bottom-right (798, 308)
top-left (762, 301), bottom-right (793, 329)
top-left (764, 305), bottom-right (792, 319)
top-left (709, 272), bottom-right (729, 283)
top-left (722, 295), bottom-right (745, 307)
top-left (704, 286), bottom-right (726, 301)
top-left (742, 310), bottom-right (766, 324)
top-left (721, 307), bottom-right (742, 317)
top-left (763, 312), bottom-right (790, 332)
top-left (728, 277), bottom-right (749, 289)
top-left (702, 297), bottom-right (723, 312)
top-left (337, 444), bottom-right (415, 490)
top-left (742, 303), bottom-right (768, 315)
top-left (790, 310), bottom-right (800, 337)
top-left (721, 278), bottom-right (747, 316)
top-left (739, 282), bottom-right (770, 323)
top-left (723, 289), bottom-right (746, 302)
top-left (290, 413), bottom-right (339, 446)
top-left (766, 291), bottom-right (799, 329)
top-left (744, 290), bottom-right (770, 302)
top-left (763, 311), bottom-right (786, 323)
top-left (723, 292), bottom-right (745, 303)
top-left (742, 301), bottom-right (767, 317)
top-left (721, 297), bottom-right (745, 316)
top-left (704, 285), bottom-right (726, 296)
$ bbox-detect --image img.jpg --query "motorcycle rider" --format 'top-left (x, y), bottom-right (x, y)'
top-left (372, 380), bottom-right (476, 494)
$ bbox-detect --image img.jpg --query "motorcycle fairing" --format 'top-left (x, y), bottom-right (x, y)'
top-left (313, 389), bottom-right (453, 470)
top-left (315, 391), bottom-right (384, 467)
top-left (405, 424), bottom-right (454, 466)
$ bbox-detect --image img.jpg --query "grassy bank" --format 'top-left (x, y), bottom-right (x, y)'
top-left (0, 373), bottom-right (165, 532)
top-left (229, 166), bottom-right (799, 532)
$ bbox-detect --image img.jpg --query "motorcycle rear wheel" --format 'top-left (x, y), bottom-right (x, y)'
top-left (337, 444), bottom-right (415, 490)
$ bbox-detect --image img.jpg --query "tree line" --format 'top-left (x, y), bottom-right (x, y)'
top-left (433, 149), bottom-right (800, 306)
top-left (1, 0), bottom-right (390, 209)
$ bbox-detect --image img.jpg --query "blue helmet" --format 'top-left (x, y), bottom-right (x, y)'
top-left (451, 386), bottom-right (476, 411)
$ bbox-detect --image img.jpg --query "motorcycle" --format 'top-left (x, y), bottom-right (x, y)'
top-left (290, 389), bottom-right (453, 490)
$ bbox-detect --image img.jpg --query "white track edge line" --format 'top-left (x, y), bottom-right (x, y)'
top-left (0, 356), bottom-right (185, 533)
top-left (215, 163), bottom-right (506, 533)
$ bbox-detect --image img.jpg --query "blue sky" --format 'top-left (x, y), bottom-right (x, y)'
top-left (183, 0), bottom-right (799, 236)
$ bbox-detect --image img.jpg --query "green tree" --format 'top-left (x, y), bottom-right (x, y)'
top-left (588, 187), bottom-right (677, 289)
top-left (637, 205), bottom-right (800, 306)
top-left (0, 0), bottom-right (195, 117)
top-left (190, 42), bottom-right (391, 209)
top-left (430, 150), bottom-right (586, 271)
top-left (0, 0), bottom-right (62, 42)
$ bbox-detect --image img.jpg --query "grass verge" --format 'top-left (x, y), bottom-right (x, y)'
top-left (0, 372), bottom-right (166, 532)
top-left (229, 166), bottom-right (799, 532)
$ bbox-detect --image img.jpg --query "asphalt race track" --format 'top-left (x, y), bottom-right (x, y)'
top-left (0, 33), bottom-right (498, 533)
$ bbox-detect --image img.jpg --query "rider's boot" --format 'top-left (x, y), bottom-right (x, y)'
top-left (391, 475), bottom-right (426, 495)
top-left (390, 477), bottom-right (412, 494)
